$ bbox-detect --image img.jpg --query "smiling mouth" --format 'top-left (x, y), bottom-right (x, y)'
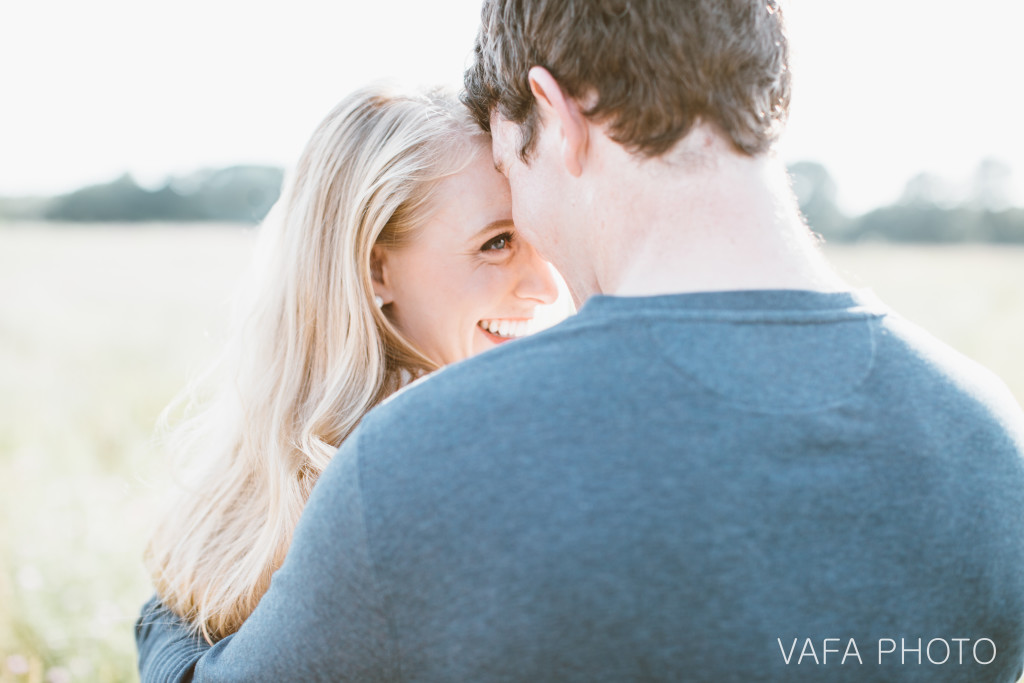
top-left (477, 318), bottom-right (533, 342)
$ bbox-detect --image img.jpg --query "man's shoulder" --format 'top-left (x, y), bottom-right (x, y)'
top-left (358, 312), bottom-right (628, 446)
top-left (880, 311), bottom-right (1022, 420)
top-left (374, 317), bottom-right (592, 417)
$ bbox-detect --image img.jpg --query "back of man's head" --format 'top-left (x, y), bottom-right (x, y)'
top-left (463, 0), bottom-right (791, 162)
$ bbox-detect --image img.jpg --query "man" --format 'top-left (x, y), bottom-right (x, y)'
top-left (137, 1), bottom-right (1024, 680)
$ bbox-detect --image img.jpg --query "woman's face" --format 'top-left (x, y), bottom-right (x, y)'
top-left (375, 143), bottom-right (560, 366)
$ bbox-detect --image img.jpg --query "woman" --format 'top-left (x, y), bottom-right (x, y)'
top-left (140, 84), bottom-right (560, 653)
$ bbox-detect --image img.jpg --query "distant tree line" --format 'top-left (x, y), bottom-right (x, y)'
top-left (2, 160), bottom-right (1023, 242)
top-left (0, 166), bottom-right (283, 224)
top-left (788, 159), bottom-right (1024, 243)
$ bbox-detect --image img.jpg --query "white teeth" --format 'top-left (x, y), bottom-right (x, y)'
top-left (478, 319), bottom-right (532, 339)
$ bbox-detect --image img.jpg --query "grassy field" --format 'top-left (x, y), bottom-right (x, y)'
top-left (1, 222), bottom-right (1023, 682)
top-left (0, 223), bottom-right (255, 683)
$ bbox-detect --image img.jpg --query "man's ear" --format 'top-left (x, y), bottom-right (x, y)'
top-left (528, 66), bottom-right (588, 177)
top-left (370, 245), bottom-right (394, 305)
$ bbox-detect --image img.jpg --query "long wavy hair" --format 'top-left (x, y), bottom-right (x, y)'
top-left (144, 85), bottom-right (485, 642)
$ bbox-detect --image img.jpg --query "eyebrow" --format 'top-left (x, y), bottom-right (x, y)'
top-left (472, 218), bottom-right (514, 240)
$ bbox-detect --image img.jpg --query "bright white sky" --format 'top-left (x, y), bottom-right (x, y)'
top-left (2, 0), bottom-right (1023, 215)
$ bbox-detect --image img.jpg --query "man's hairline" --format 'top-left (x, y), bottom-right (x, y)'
top-left (485, 108), bottom-right (518, 176)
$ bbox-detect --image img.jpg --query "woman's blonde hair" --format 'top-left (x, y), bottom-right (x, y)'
top-left (144, 85), bottom-right (486, 642)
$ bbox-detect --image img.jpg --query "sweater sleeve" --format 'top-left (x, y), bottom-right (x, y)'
top-left (135, 595), bottom-right (211, 683)
top-left (136, 432), bottom-right (399, 682)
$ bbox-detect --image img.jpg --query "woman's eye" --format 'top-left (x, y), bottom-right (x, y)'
top-left (481, 232), bottom-right (514, 252)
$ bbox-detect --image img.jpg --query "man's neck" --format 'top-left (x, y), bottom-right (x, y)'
top-left (570, 130), bottom-right (848, 301)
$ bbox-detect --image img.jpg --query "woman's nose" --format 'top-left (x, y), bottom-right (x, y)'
top-left (515, 241), bottom-right (559, 305)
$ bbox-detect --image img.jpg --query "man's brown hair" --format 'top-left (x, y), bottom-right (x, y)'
top-left (463, 0), bottom-right (791, 161)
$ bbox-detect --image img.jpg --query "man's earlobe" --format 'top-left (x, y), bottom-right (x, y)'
top-left (528, 66), bottom-right (587, 177)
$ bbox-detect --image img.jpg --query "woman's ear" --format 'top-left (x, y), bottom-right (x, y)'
top-left (370, 245), bottom-right (394, 306)
top-left (528, 66), bottom-right (588, 177)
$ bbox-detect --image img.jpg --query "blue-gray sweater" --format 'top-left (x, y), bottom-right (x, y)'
top-left (136, 290), bottom-right (1024, 682)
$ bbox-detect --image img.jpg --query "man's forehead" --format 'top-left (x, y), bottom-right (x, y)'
top-left (488, 109), bottom-right (505, 132)
top-left (488, 113), bottom-right (514, 175)
top-left (492, 155), bottom-right (507, 177)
